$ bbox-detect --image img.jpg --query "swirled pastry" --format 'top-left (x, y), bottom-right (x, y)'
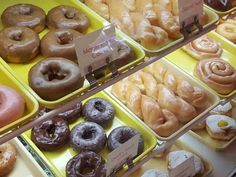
top-left (182, 35), bottom-right (223, 60)
top-left (195, 58), bottom-right (236, 94)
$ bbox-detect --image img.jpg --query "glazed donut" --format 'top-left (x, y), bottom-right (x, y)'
top-left (167, 150), bottom-right (205, 176)
top-left (70, 122), bottom-right (107, 152)
top-left (182, 35), bottom-right (223, 60)
top-left (31, 117), bottom-right (70, 150)
top-left (40, 29), bottom-right (82, 61)
top-left (216, 23), bottom-right (236, 43)
top-left (82, 98), bottom-right (115, 126)
top-left (57, 102), bottom-right (82, 123)
top-left (47, 5), bottom-right (90, 33)
top-left (195, 58), bottom-right (236, 94)
top-left (1, 4), bottom-right (46, 33)
top-left (107, 126), bottom-right (144, 155)
top-left (0, 142), bottom-right (17, 176)
top-left (0, 26), bottom-right (40, 63)
top-left (0, 85), bottom-right (25, 127)
top-left (206, 115), bottom-right (236, 140)
top-left (66, 151), bottom-right (106, 177)
top-left (28, 57), bottom-right (85, 101)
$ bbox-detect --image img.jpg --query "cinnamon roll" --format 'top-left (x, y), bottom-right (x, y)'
top-left (195, 58), bottom-right (236, 94)
top-left (182, 35), bottom-right (223, 60)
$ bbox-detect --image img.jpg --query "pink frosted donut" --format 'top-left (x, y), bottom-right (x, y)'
top-left (0, 85), bottom-right (25, 127)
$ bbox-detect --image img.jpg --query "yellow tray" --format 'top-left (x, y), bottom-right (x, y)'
top-left (166, 31), bottom-right (236, 98)
top-left (22, 91), bottom-right (157, 177)
top-left (0, 0), bottom-right (145, 108)
top-left (189, 101), bottom-right (236, 150)
top-left (132, 140), bottom-right (213, 177)
top-left (204, 4), bottom-right (236, 17)
top-left (0, 62), bottom-right (39, 135)
top-left (105, 59), bottom-right (220, 141)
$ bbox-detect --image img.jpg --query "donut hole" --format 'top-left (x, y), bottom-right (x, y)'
top-left (78, 161), bottom-right (96, 175)
top-left (94, 101), bottom-right (106, 112)
top-left (81, 128), bottom-right (96, 140)
top-left (42, 64), bottom-right (68, 81)
top-left (56, 32), bottom-right (73, 45)
top-left (64, 11), bottom-right (76, 19)
top-left (10, 31), bottom-right (23, 41)
top-left (46, 124), bottom-right (56, 138)
top-left (18, 6), bottom-right (32, 15)
top-left (118, 133), bottom-right (133, 144)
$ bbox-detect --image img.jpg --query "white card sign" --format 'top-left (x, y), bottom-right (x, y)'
top-left (75, 24), bottom-right (119, 76)
top-left (169, 154), bottom-right (196, 177)
top-left (106, 135), bottom-right (140, 177)
top-left (178, 0), bottom-right (203, 27)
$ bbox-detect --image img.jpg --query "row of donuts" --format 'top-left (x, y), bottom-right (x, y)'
top-left (30, 97), bottom-right (144, 177)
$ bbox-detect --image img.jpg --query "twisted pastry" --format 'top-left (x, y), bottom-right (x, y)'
top-left (182, 35), bottom-right (223, 60)
top-left (195, 58), bottom-right (236, 94)
top-left (144, 62), bottom-right (208, 109)
top-left (84, 0), bottom-right (109, 19)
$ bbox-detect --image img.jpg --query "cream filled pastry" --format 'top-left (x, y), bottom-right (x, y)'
top-left (167, 150), bottom-right (204, 176)
top-left (206, 115), bottom-right (236, 140)
top-left (182, 35), bottom-right (223, 60)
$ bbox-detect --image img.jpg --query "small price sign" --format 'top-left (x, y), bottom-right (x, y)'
top-left (168, 154), bottom-right (196, 177)
top-left (75, 24), bottom-right (119, 76)
top-left (178, 0), bottom-right (203, 27)
top-left (106, 135), bottom-right (140, 177)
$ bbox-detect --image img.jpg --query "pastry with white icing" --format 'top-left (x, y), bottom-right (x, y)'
top-left (167, 150), bottom-right (204, 176)
top-left (142, 169), bottom-right (169, 177)
top-left (210, 102), bottom-right (233, 116)
top-left (206, 115), bottom-right (236, 140)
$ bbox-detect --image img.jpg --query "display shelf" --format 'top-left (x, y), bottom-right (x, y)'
top-left (0, 22), bottom-right (216, 145)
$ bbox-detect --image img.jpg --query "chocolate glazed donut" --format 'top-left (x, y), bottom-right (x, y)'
top-left (0, 26), bottom-right (40, 63)
top-left (31, 117), bottom-right (70, 150)
top-left (28, 57), bottom-right (85, 101)
top-left (1, 4), bottom-right (46, 33)
top-left (66, 151), bottom-right (106, 177)
top-left (82, 98), bottom-right (115, 126)
top-left (70, 122), bottom-right (106, 152)
top-left (47, 5), bottom-right (90, 33)
top-left (108, 126), bottom-right (144, 155)
top-left (40, 29), bottom-right (82, 61)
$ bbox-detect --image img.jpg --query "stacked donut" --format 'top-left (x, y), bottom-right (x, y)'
top-left (111, 61), bottom-right (209, 137)
top-left (31, 97), bottom-right (144, 177)
top-left (182, 35), bottom-right (236, 95)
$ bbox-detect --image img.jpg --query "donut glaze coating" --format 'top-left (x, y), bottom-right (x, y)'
top-left (40, 29), bottom-right (82, 61)
top-left (0, 26), bottom-right (40, 63)
top-left (28, 57), bottom-right (84, 101)
top-left (0, 85), bottom-right (25, 128)
top-left (107, 126), bottom-right (144, 155)
top-left (70, 122), bottom-right (106, 152)
top-left (66, 151), bottom-right (106, 177)
top-left (31, 117), bottom-right (70, 150)
top-left (1, 4), bottom-right (46, 33)
top-left (47, 5), bottom-right (90, 33)
top-left (82, 98), bottom-right (115, 126)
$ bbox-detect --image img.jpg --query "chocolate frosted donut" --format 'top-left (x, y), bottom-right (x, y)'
top-left (47, 5), bottom-right (90, 33)
top-left (66, 151), bottom-right (106, 177)
top-left (108, 126), bottom-right (144, 155)
top-left (57, 102), bottom-right (82, 123)
top-left (0, 26), bottom-right (40, 63)
top-left (114, 40), bottom-right (135, 68)
top-left (31, 117), bottom-right (70, 150)
top-left (1, 4), bottom-right (46, 33)
top-left (40, 29), bottom-right (82, 61)
top-left (28, 57), bottom-right (84, 101)
top-left (70, 122), bottom-right (106, 152)
top-left (82, 98), bottom-right (115, 126)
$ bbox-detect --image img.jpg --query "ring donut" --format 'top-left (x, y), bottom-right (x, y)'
top-left (28, 57), bottom-right (85, 101)
top-left (0, 26), bottom-right (40, 63)
top-left (1, 4), bottom-right (46, 33)
top-left (47, 5), bottom-right (90, 33)
top-left (0, 85), bottom-right (25, 128)
top-left (216, 23), bottom-right (236, 43)
top-left (0, 143), bottom-right (17, 176)
top-left (40, 29), bottom-right (82, 61)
